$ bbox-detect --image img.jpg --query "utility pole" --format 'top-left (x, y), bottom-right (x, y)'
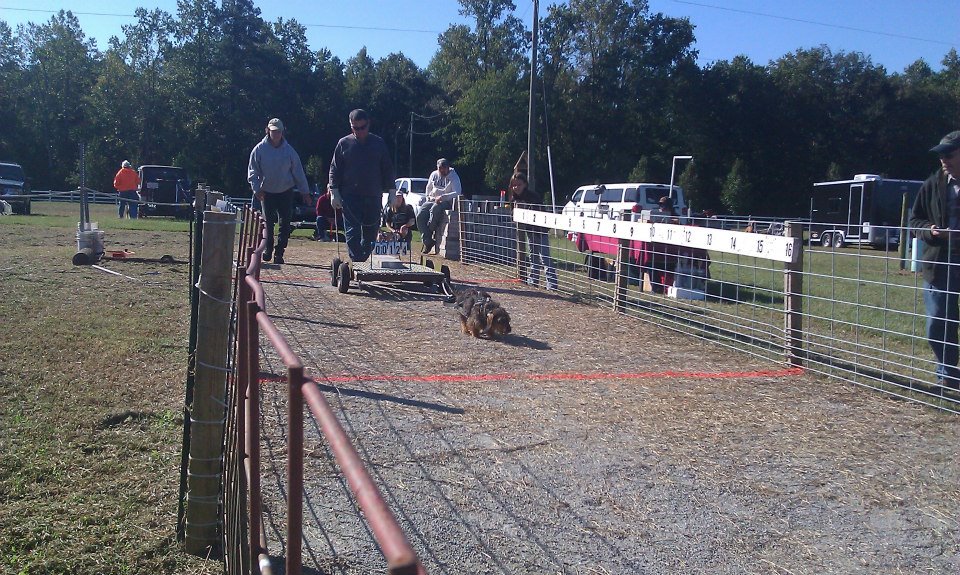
top-left (526, 0), bottom-right (539, 191)
top-left (409, 112), bottom-right (414, 177)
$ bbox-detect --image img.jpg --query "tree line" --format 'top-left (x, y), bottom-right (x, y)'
top-left (1, 0), bottom-right (958, 217)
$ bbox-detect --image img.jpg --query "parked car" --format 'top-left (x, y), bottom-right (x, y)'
top-left (138, 165), bottom-right (192, 218)
top-left (0, 162), bottom-right (30, 215)
top-left (383, 177), bottom-right (429, 215)
top-left (561, 182), bottom-right (687, 221)
top-left (292, 183), bottom-right (321, 228)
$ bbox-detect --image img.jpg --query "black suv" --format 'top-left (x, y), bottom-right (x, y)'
top-left (138, 165), bottom-right (192, 218)
top-left (0, 162), bottom-right (30, 215)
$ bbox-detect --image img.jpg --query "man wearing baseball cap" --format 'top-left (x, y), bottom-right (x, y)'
top-left (909, 130), bottom-right (960, 392)
top-left (417, 157), bottom-right (462, 254)
top-left (247, 117), bottom-right (310, 264)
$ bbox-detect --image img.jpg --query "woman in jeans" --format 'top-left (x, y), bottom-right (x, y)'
top-left (508, 171), bottom-right (558, 290)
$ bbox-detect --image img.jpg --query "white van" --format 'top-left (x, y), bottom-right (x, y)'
top-left (561, 182), bottom-right (686, 220)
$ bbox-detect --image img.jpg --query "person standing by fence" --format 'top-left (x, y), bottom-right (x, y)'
top-left (909, 130), bottom-right (960, 391)
top-left (328, 109), bottom-right (396, 263)
top-left (247, 118), bottom-right (310, 265)
top-left (508, 171), bottom-right (557, 290)
top-left (113, 160), bottom-right (140, 219)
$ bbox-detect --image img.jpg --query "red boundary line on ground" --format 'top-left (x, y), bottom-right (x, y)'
top-left (260, 367), bottom-right (804, 385)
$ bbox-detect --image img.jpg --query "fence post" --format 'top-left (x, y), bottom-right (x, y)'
top-left (246, 299), bottom-right (262, 573)
top-left (784, 221), bottom-right (804, 367)
top-left (614, 237), bottom-right (631, 312)
top-left (899, 192), bottom-right (909, 270)
top-left (287, 366), bottom-right (304, 575)
top-left (184, 209), bottom-right (238, 555)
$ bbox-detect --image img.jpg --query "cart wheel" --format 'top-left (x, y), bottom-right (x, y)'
top-left (331, 257), bottom-right (341, 287)
top-left (337, 262), bottom-right (351, 293)
top-left (440, 265), bottom-right (451, 284)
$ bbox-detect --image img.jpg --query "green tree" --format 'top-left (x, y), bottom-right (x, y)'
top-left (721, 158), bottom-right (751, 215)
top-left (0, 21), bottom-right (24, 159)
top-left (17, 10), bottom-right (99, 187)
top-left (86, 8), bottom-right (175, 191)
top-left (453, 65), bottom-right (528, 190)
top-left (540, 0), bottom-right (697, 192)
top-left (677, 161), bottom-right (703, 211)
top-left (627, 156), bottom-right (650, 183)
top-left (344, 48), bottom-right (376, 107)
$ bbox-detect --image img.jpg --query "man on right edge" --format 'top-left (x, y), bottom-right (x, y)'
top-left (417, 158), bottom-right (461, 254)
top-left (909, 130), bottom-right (960, 392)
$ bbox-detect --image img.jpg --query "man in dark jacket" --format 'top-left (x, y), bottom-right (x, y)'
top-left (328, 109), bottom-right (396, 262)
top-left (909, 130), bottom-right (960, 391)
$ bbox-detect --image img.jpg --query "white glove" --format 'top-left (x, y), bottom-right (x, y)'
top-left (330, 187), bottom-right (343, 210)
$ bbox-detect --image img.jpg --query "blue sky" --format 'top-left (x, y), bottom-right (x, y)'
top-left (0, 1), bottom-right (956, 73)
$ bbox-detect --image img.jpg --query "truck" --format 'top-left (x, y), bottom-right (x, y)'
top-left (810, 174), bottom-right (922, 249)
top-left (0, 162), bottom-right (30, 215)
top-left (137, 165), bottom-right (192, 219)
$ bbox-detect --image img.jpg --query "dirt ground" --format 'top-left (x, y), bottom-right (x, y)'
top-left (252, 237), bottom-right (960, 575)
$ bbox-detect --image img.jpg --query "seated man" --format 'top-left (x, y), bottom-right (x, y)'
top-left (314, 187), bottom-right (339, 241)
top-left (417, 157), bottom-right (461, 254)
top-left (382, 191), bottom-right (415, 248)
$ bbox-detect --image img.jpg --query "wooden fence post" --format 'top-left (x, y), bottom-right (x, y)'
top-left (184, 209), bottom-right (237, 555)
top-left (784, 221), bottom-right (804, 367)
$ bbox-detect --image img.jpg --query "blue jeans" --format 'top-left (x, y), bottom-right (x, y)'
top-left (416, 200), bottom-right (452, 249)
top-left (923, 271), bottom-right (960, 383)
top-left (342, 194), bottom-right (381, 262)
top-left (118, 190), bottom-right (138, 218)
top-left (521, 230), bottom-right (558, 290)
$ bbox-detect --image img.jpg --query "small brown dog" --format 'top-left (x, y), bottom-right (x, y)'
top-left (454, 289), bottom-right (512, 339)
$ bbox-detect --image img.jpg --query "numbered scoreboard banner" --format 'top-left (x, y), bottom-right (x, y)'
top-left (513, 208), bottom-right (800, 264)
top-left (373, 240), bottom-right (409, 257)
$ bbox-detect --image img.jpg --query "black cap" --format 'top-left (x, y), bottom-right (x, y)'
top-left (930, 130), bottom-right (960, 155)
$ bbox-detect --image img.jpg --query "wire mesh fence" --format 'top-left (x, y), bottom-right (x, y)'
top-left (457, 199), bottom-right (960, 413)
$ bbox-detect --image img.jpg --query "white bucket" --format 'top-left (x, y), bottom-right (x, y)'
top-left (77, 222), bottom-right (105, 257)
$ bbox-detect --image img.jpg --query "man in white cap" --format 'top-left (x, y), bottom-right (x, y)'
top-left (910, 129), bottom-right (960, 392)
top-left (417, 157), bottom-right (462, 254)
top-left (247, 117), bottom-right (310, 264)
top-left (113, 159), bottom-right (140, 219)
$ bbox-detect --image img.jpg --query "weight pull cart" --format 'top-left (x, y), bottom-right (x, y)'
top-left (331, 229), bottom-right (454, 299)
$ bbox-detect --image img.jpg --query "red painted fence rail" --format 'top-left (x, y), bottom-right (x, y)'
top-left (233, 207), bottom-right (425, 575)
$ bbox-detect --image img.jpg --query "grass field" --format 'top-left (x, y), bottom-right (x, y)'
top-left (0, 203), bottom-right (217, 574)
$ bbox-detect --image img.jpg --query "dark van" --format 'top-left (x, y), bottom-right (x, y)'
top-left (0, 162), bottom-right (30, 214)
top-left (138, 165), bottom-right (192, 218)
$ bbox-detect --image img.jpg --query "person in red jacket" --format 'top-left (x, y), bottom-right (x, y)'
top-left (113, 160), bottom-right (140, 219)
top-left (313, 187), bottom-right (341, 241)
